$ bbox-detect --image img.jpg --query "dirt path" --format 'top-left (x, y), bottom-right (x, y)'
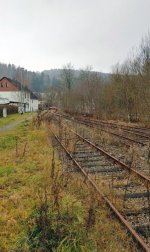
top-left (0, 116), bottom-right (33, 132)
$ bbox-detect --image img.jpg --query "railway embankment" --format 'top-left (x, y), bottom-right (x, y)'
top-left (0, 113), bottom-right (136, 251)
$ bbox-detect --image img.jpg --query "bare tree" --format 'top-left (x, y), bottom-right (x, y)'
top-left (62, 63), bottom-right (74, 91)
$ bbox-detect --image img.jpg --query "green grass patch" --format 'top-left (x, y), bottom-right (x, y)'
top-left (0, 134), bottom-right (17, 150)
top-left (0, 119), bottom-right (31, 150)
top-left (0, 112), bottom-right (34, 127)
top-left (0, 165), bottom-right (15, 177)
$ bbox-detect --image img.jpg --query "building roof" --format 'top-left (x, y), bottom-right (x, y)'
top-left (0, 77), bottom-right (31, 92)
top-left (0, 77), bottom-right (38, 100)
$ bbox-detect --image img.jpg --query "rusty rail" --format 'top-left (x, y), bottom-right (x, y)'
top-left (79, 117), bottom-right (150, 140)
top-left (51, 128), bottom-right (150, 252)
top-left (74, 130), bottom-right (150, 185)
top-left (74, 118), bottom-right (146, 146)
top-left (57, 119), bottom-right (150, 186)
top-left (56, 113), bottom-right (147, 146)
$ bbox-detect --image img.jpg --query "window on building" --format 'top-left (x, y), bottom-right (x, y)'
top-left (1, 83), bottom-right (3, 87)
top-left (6, 82), bottom-right (7, 87)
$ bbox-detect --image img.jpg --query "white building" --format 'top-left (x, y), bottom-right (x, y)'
top-left (0, 77), bottom-right (39, 114)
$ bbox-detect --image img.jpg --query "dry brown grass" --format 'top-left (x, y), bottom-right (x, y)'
top-left (0, 118), bottom-right (136, 251)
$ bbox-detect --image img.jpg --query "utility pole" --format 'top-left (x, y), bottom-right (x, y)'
top-left (20, 68), bottom-right (24, 114)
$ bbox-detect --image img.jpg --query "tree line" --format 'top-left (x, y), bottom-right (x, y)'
top-left (47, 33), bottom-right (150, 121)
top-left (0, 63), bottom-right (51, 92)
top-left (1, 32), bottom-right (149, 121)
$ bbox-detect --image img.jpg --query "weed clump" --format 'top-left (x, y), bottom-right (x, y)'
top-left (26, 195), bottom-right (91, 252)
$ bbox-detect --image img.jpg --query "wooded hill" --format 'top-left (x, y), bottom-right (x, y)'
top-left (0, 63), bottom-right (109, 92)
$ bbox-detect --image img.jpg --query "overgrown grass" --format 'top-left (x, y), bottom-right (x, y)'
top-left (0, 165), bottom-right (15, 177)
top-left (0, 117), bottom-right (135, 251)
top-left (0, 112), bottom-right (33, 127)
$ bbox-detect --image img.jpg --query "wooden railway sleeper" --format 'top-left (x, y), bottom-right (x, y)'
top-left (50, 127), bottom-right (150, 252)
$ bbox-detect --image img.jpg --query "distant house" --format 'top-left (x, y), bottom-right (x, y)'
top-left (0, 77), bottom-right (39, 114)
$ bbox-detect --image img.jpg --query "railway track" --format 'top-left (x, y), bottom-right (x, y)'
top-left (92, 119), bottom-right (150, 135)
top-left (75, 117), bottom-right (150, 143)
top-left (49, 119), bottom-right (150, 252)
top-left (53, 113), bottom-right (150, 178)
top-left (56, 113), bottom-right (150, 146)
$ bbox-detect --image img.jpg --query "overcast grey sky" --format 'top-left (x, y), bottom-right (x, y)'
top-left (0, 0), bottom-right (149, 73)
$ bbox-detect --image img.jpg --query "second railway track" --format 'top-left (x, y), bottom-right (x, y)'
top-left (57, 113), bottom-right (150, 146)
top-left (54, 113), bottom-right (150, 178)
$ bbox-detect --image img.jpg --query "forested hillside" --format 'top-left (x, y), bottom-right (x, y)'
top-left (0, 63), bottom-right (109, 92)
top-left (0, 64), bottom-right (50, 92)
